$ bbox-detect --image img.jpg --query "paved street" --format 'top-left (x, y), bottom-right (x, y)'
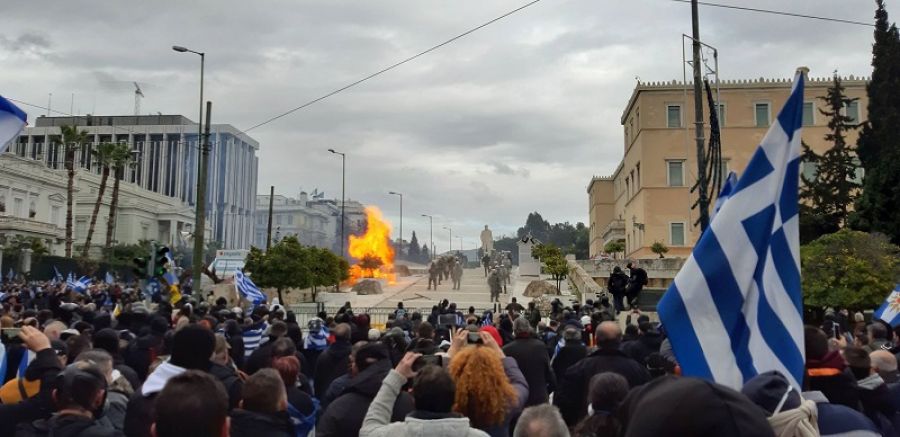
top-left (372, 267), bottom-right (515, 311)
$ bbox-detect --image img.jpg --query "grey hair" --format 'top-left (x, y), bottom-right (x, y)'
top-left (513, 317), bottom-right (534, 336)
top-left (513, 404), bottom-right (570, 437)
top-left (563, 327), bottom-right (581, 341)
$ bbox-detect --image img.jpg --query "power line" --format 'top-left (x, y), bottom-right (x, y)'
top-left (671, 0), bottom-right (873, 27)
top-left (243, 0), bottom-right (542, 132)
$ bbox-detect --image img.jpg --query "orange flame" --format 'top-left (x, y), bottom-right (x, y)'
top-left (348, 206), bottom-right (396, 284)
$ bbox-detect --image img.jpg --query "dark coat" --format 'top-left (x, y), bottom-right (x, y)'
top-left (124, 334), bottom-right (162, 382)
top-left (806, 352), bottom-right (863, 411)
top-left (312, 340), bottom-right (352, 397)
top-left (316, 359), bottom-right (414, 437)
top-left (607, 271), bottom-right (629, 296)
top-left (551, 341), bottom-right (587, 384)
top-left (0, 349), bottom-right (64, 437)
top-left (229, 409), bottom-right (293, 437)
top-left (209, 363), bottom-right (243, 410)
top-left (122, 391), bottom-right (156, 437)
top-left (622, 333), bottom-right (664, 365)
top-left (16, 414), bottom-right (124, 437)
top-left (554, 347), bottom-right (651, 426)
top-left (504, 337), bottom-right (557, 405)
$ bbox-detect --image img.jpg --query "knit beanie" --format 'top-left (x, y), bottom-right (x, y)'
top-left (170, 325), bottom-right (215, 371)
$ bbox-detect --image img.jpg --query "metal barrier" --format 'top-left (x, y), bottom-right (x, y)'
top-left (288, 304), bottom-right (501, 327)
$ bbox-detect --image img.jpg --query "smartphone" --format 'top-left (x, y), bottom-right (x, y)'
top-left (438, 314), bottom-right (457, 327)
top-left (1, 328), bottom-right (21, 340)
top-left (413, 354), bottom-right (442, 371)
top-left (467, 331), bottom-right (483, 344)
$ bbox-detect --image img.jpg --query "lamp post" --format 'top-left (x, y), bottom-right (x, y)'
top-left (328, 149), bottom-right (346, 258)
top-left (388, 191), bottom-right (403, 256)
top-left (443, 226), bottom-right (452, 256)
top-left (172, 44), bottom-right (208, 290)
top-left (457, 236), bottom-right (463, 253)
top-left (421, 214), bottom-right (433, 260)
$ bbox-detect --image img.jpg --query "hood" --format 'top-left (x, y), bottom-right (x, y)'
top-left (806, 350), bottom-right (846, 371)
top-left (142, 361), bottom-right (186, 396)
top-left (230, 409), bottom-right (292, 434)
top-left (40, 414), bottom-right (106, 437)
top-left (857, 373), bottom-right (885, 391)
top-left (402, 416), bottom-right (478, 435)
top-left (345, 359), bottom-right (393, 397)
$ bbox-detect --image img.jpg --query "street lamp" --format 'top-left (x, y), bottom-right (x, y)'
top-left (421, 214), bottom-right (433, 260)
top-left (388, 191), bottom-right (403, 256)
top-left (457, 236), bottom-right (463, 252)
top-left (443, 226), bottom-right (452, 256)
top-left (328, 149), bottom-right (346, 258)
top-left (172, 44), bottom-right (207, 289)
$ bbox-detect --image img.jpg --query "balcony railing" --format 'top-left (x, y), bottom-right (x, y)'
top-left (0, 215), bottom-right (64, 238)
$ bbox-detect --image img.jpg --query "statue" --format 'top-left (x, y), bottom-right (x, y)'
top-left (480, 225), bottom-right (494, 254)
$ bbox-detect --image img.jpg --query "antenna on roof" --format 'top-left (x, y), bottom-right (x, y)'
top-left (133, 82), bottom-right (144, 115)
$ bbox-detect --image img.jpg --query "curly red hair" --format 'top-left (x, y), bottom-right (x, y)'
top-left (448, 346), bottom-right (517, 428)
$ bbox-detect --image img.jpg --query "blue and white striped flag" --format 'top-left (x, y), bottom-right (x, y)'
top-left (873, 284), bottom-right (900, 328)
top-left (0, 95), bottom-right (27, 154)
top-left (67, 275), bottom-right (91, 294)
top-left (711, 171), bottom-right (739, 220)
top-left (658, 70), bottom-right (806, 390)
top-left (234, 270), bottom-right (266, 305)
top-left (53, 266), bottom-right (64, 283)
top-left (162, 252), bottom-right (179, 286)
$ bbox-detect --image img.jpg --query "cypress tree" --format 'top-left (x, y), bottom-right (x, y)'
top-left (852, 0), bottom-right (900, 243)
top-left (800, 75), bottom-right (862, 243)
top-left (408, 231), bottom-right (420, 259)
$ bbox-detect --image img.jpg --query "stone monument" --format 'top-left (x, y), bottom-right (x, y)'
top-left (480, 225), bottom-right (494, 253)
top-left (518, 234), bottom-right (541, 276)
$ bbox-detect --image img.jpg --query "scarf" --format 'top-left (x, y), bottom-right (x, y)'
top-left (304, 327), bottom-right (329, 351)
top-left (767, 399), bottom-right (819, 437)
top-left (142, 361), bottom-right (186, 396)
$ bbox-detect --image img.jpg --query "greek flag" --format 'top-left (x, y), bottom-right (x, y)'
top-left (0, 95), bottom-right (27, 154)
top-left (658, 70), bottom-right (806, 390)
top-left (162, 252), bottom-right (178, 286)
top-left (67, 275), bottom-right (91, 294)
top-left (234, 270), bottom-right (266, 305)
top-left (711, 171), bottom-right (739, 220)
top-left (873, 284), bottom-right (900, 328)
top-left (53, 266), bottom-right (64, 283)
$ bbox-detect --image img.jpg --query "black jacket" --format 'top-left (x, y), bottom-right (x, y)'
top-left (124, 334), bottom-right (162, 382)
top-left (552, 342), bottom-right (587, 384)
top-left (607, 271), bottom-right (629, 295)
top-left (317, 359), bottom-right (414, 437)
top-left (209, 363), bottom-right (243, 410)
top-left (504, 337), bottom-right (557, 405)
top-left (554, 347), bottom-right (651, 426)
top-left (622, 333), bottom-right (664, 365)
top-left (0, 348), bottom-right (63, 437)
top-left (229, 409), bottom-right (293, 437)
top-left (16, 414), bottom-right (124, 437)
top-left (313, 340), bottom-right (352, 397)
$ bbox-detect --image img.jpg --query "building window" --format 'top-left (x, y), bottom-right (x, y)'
top-left (802, 102), bottom-right (815, 126)
top-left (670, 223), bottom-right (686, 246)
top-left (667, 105), bottom-right (682, 128)
top-left (755, 103), bottom-right (771, 127)
top-left (288, 215), bottom-right (293, 225)
top-left (667, 160), bottom-right (685, 187)
top-left (636, 162), bottom-right (641, 188)
top-left (13, 198), bottom-right (23, 217)
top-left (51, 206), bottom-right (61, 226)
top-left (275, 215), bottom-right (282, 225)
top-left (845, 101), bottom-right (859, 123)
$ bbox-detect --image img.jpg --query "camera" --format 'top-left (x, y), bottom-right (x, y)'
top-left (413, 354), bottom-right (442, 371)
top-left (467, 331), bottom-right (483, 344)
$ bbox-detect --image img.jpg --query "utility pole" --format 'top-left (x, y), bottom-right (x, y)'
top-left (421, 214), bottom-right (433, 260)
top-left (388, 191), bottom-right (403, 256)
top-left (691, 0), bottom-right (711, 231)
top-left (191, 101), bottom-right (212, 289)
top-left (266, 185), bottom-right (274, 251)
top-left (328, 149), bottom-right (347, 258)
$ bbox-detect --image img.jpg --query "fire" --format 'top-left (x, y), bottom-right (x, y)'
top-left (348, 206), bottom-right (396, 284)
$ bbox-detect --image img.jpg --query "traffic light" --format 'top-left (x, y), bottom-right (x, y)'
top-left (132, 257), bottom-right (148, 279)
top-left (154, 246), bottom-right (170, 277)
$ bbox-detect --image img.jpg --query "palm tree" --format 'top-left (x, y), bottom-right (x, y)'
top-left (81, 142), bottom-right (117, 257)
top-left (59, 125), bottom-right (90, 258)
top-left (105, 143), bottom-right (135, 250)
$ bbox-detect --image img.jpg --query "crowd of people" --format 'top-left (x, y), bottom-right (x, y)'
top-left (1, 275), bottom-right (899, 437)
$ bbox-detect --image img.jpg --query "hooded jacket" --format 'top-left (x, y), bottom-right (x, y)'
top-left (122, 361), bottom-right (185, 437)
top-left (317, 359), bottom-right (414, 437)
top-left (359, 369), bottom-right (489, 437)
top-left (805, 350), bottom-right (862, 411)
top-left (229, 409), bottom-right (293, 437)
top-left (16, 414), bottom-right (123, 437)
top-left (312, 339), bottom-right (351, 398)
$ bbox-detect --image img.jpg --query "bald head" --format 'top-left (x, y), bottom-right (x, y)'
top-left (333, 323), bottom-right (351, 341)
top-left (596, 321), bottom-right (623, 349)
top-left (870, 350), bottom-right (898, 372)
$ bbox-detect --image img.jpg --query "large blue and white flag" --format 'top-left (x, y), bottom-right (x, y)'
top-left (0, 95), bottom-right (27, 154)
top-left (874, 284), bottom-right (900, 328)
top-left (711, 171), bottom-right (739, 221)
top-left (162, 251), bottom-right (179, 286)
top-left (658, 70), bottom-right (806, 390)
top-left (67, 275), bottom-right (91, 294)
top-left (234, 270), bottom-right (266, 305)
top-left (53, 266), bottom-right (64, 283)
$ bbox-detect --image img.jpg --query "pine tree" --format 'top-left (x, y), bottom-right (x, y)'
top-left (852, 0), bottom-right (900, 244)
top-left (421, 244), bottom-right (430, 263)
top-left (408, 231), bottom-right (421, 260)
top-left (800, 75), bottom-right (862, 243)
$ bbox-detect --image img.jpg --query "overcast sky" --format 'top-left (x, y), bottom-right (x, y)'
top-left (0, 0), bottom-right (879, 252)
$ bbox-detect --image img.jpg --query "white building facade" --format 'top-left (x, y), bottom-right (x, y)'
top-left (254, 191), bottom-right (367, 253)
top-left (12, 115), bottom-right (259, 250)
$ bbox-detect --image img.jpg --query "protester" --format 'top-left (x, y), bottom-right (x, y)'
top-left (844, 346), bottom-right (899, 434)
top-left (503, 317), bottom-right (556, 406)
top-left (572, 372), bottom-right (629, 437)
top-left (741, 371), bottom-right (819, 437)
top-left (803, 326), bottom-right (862, 411)
top-left (554, 321), bottom-right (650, 426)
top-left (318, 342), bottom-right (414, 437)
top-left (447, 329), bottom-right (528, 437)
top-left (272, 355), bottom-right (317, 434)
top-left (607, 266), bottom-right (629, 312)
top-left (151, 370), bottom-right (228, 437)
top-left (359, 352), bottom-right (488, 436)
top-left (313, 323), bottom-right (352, 397)
top-left (513, 404), bottom-right (570, 437)
top-left (624, 262), bottom-right (648, 309)
top-left (230, 368), bottom-right (293, 437)
top-left (551, 327), bottom-right (587, 384)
